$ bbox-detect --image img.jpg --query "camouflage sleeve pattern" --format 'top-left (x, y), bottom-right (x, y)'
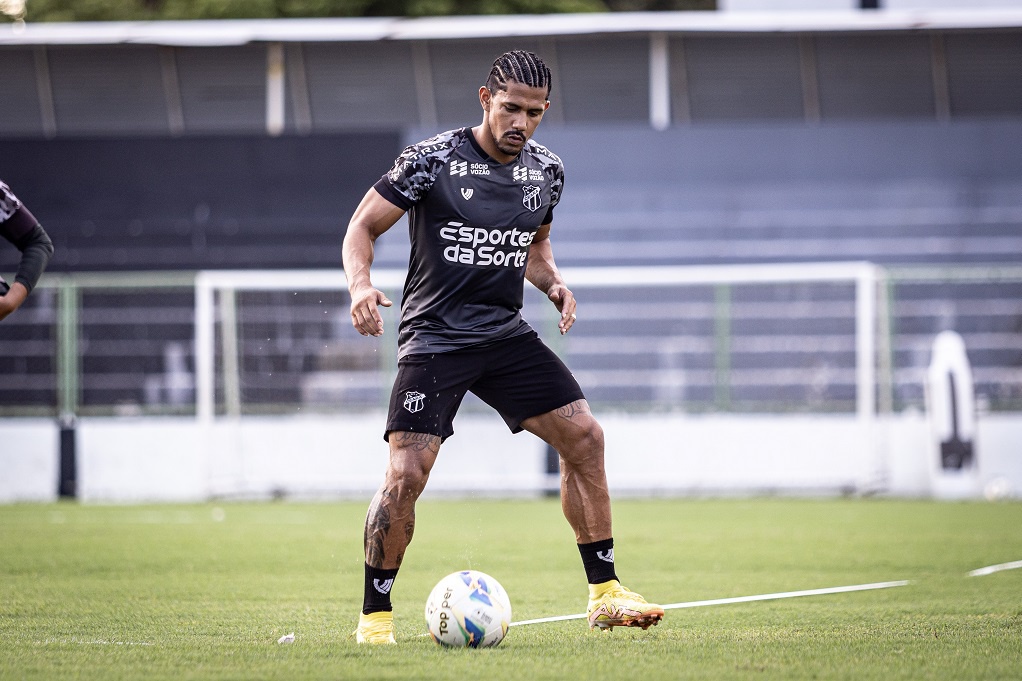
top-left (0, 180), bottom-right (23, 224)
top-left (526, 140), bottom-right (565, 212)
top-left (383, 128), bottom-right (471, 206)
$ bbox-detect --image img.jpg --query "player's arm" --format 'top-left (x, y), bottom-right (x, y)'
top-left (342, 187), bottom-right (406, 337)
top-left (526, 223), bottom-right (576, 335)
top-left (0, 206), bottom-right (54, 322)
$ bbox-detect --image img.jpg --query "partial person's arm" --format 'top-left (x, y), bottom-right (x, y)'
top-left (1, 206), bottom-right (54, 322)
top-left (526, 224), bottom-right (576, 335)
top-left (342, 187), bottom-right (406, 337)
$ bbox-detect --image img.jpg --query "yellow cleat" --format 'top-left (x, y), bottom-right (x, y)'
top-left (355, 611), bottom-right (396, 644)
top-left (587, 580), bottom-right (665, 631)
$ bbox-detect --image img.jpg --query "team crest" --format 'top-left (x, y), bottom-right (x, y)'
top-left (404, 391), bottom-right (425, 413)
top-left (461, 188), bottom-right (474, 200)
top-left (522, 185), bottom-right (541, 212)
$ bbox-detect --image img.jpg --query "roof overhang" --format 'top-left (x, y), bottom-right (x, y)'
top-left (2, 9), bottom-right (1022, 47)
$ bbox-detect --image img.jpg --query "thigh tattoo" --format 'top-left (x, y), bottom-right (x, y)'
top-left (394, 431), bottom-right (441, 455)
top-left (555, 399), bottom-right (590, 422)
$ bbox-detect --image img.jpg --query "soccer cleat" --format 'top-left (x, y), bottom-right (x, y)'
top-left (587, 580), bottom-right (665, 631)
top-left (355, 611), bottom-right (396, 644)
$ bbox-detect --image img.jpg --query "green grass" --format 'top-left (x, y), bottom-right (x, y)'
top-left (1, 498), bottom-right (1020, 680)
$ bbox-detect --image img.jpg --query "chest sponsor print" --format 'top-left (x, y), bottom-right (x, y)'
top-left (439, 221), bottom-right (537, 269)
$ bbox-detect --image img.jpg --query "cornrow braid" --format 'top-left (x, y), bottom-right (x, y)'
top-left (486, 50), bottom-right (552, 97)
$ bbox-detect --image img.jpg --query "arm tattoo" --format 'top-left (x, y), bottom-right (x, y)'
top-left (394, 431), bottom-right (441, 455)
top-left (556, 400), bottom-right (590, 421)
top-left (364, 487), bottom-right (392, 567)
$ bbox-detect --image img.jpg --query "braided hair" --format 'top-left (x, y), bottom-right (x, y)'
top-left (486, 50), bottom-right (552, 97)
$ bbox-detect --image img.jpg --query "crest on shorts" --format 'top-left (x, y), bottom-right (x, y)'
top-left (404, 391), bottom-right (425, 414)
top-left (522, 185), bottom-right (541, 212)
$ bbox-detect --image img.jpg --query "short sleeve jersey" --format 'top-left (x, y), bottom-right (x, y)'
top-left (374, 128), bottom-right (564, 358)
top-left (1, 180), bottom-right (27, 290)
top-left (0, 180), bottom-right (22, 226)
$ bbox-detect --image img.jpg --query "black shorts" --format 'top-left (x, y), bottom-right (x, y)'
top-left (385, 330), bottom-right (585, 443)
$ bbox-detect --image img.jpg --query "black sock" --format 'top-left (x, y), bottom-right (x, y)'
top-left (578, 538), bottom-right (619, 585)
top-left (363, 563), bottom-right (399, 615)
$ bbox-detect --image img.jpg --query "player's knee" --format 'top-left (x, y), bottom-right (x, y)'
top-left (560, 418), bottom-right (604, 466)
top-left (583, 419), bottom-right (604, 453)
top-left (387, 455), bottom-right (432, 497)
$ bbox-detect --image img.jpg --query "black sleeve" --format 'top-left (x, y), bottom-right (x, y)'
top-left (373, 177), bottom-right (415, 211)
top-left (5, 222), bottom-right (55, 293)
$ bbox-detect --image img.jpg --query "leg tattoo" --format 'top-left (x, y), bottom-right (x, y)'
top-left (364, 487), bottom-right (393, 567)
top-left (556, 400), bottom-right (591, 422)
top-left (394, 431), bottom-right (441, 455)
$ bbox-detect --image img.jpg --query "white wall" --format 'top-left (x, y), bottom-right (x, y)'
top-left (0, 420), bottom-right (59, 502)
top-left (1, 412), bottom-right (1019, 503)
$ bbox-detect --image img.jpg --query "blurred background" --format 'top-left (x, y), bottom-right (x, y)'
top-left (1, 0), bottom-right (1020, 502)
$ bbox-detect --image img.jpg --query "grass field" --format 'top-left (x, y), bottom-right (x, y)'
top-left (1, 498), bottom-right (1020, 680)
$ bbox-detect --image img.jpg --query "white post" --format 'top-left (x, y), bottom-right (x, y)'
top-left (194, 272), bottom-right (216, 423)
top-left (856, 264), bottom-right (881, 491)
top-left (855, 266), bottom-right (877, 422)
top-left (649, 32), bottom-right (671, 131)
top-left (220, 287), bottom-right (241, 418)
top-left (266, 42), bottom-right (286, 136)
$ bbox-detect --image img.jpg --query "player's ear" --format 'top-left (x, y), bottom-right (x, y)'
top-left (479, 86), bottom-right (491, 111)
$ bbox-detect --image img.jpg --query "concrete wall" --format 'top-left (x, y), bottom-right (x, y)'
top-left (2, 412), bottom-right (1018, 503)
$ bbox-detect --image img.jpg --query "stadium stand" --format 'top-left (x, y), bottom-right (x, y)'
top-left (1, 13), bottom-right (1020, 416)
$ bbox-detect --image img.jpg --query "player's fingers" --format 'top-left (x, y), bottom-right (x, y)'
top-left (559, 300), bottom-right (577, 335)
top-left (558, 293), bottom-right (575, 318)
top-left (370, 309), bottom-right (385, 335)
top-left (352, 304), bottom-right (380, 336)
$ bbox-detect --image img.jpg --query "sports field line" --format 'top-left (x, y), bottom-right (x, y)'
top-left (968, 560), bottom-right (1022, 577)
top-left (509, 580), bottom-right (911, 627)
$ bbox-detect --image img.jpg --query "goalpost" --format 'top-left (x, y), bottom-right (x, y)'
top-left (193, 262), bottom-right (887, 424)
top-left (191, 261), bottom-right (890, 495)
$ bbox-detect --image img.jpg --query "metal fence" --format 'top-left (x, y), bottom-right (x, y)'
top-left (2, 263), bottom-right (1020, 419)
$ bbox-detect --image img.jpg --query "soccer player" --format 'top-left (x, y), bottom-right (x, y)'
top-left (343, 50), bottom-right (664, 644)
top-left (1, 180), bottom-right (54, 321)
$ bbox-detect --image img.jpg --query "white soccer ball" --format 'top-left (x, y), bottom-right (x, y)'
top-left (424, 570), bottom-right (512, 648)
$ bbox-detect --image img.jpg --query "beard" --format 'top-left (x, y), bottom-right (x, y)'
top-left (493, 130), bottom-right (526, 157)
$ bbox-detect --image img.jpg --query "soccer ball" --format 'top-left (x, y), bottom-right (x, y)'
top-left (424, 570), bottom-right (512, 648)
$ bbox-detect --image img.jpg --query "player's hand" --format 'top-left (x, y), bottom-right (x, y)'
top-left (0, 297), bottom-right (16, 321)
top-left (349, 286), bottom-right (392, 337)
top-left (548, 284), bottom-right (576, 335)
top-left (0, 282), bottom-right (27, 322)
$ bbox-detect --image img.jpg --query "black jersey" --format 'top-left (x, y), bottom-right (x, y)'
top-left (374, 128), bottom-right (564, 358)
top-left (1, 180), bottom-right (53, 294)
top-left (1, 180), bottom-right (25, 293)
top-left (0, 180), bottom-right (22, 225)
